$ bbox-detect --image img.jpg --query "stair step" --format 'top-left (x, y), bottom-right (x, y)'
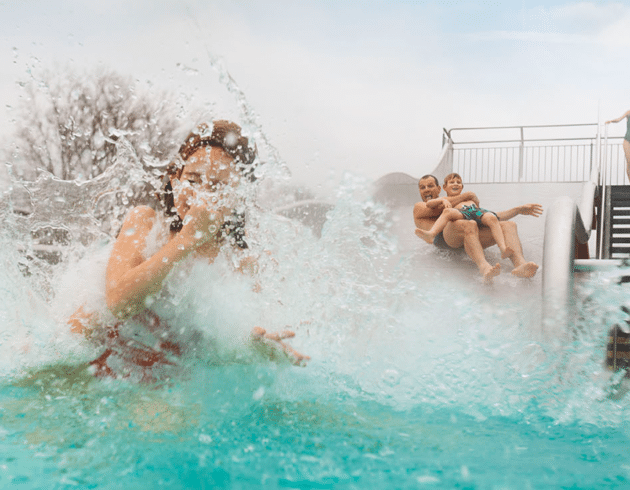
top-left (608, 186), bottom-right (630, 258)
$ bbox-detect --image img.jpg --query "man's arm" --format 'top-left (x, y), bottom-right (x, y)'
top-left (425, 196), bottom-right (451, 210)
top-left (413, 192), bottom-right (479, 223)
top-left (495, 203), bottom-right (543, 221)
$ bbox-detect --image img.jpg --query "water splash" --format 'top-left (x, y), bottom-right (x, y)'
top-left (0, 57), bottom-right (626, 438)
top-left (1, 128), bottom-right (629, 490)
top-left (202, 50), bottom-right (290, 184)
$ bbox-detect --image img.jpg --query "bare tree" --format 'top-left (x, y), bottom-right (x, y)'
top-left (8, 66), bottom-right (182, 180)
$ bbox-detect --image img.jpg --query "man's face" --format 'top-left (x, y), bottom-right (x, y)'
top-left (418, 177), bottom-right (441, 202)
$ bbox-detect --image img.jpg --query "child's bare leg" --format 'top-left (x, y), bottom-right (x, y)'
top-left (415, 208), bottom-right (463, 244)
top-left (482, 213), bottom-right (513, 259)
top-left (415, 228), bottom-right (436, 244)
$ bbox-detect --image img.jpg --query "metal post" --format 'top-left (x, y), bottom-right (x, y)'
top-left (598, 125), bottom-right (608, 259)
top-left (519, 126), bottom-right (524, 181)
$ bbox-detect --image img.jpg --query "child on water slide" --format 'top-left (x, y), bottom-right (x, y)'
top-left (415, 173), bottom-right (514, 259)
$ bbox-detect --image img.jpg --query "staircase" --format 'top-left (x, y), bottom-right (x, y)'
top-left (602, 185), bottom-right (630, 258)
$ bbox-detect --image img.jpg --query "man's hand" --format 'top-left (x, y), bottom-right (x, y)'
top-left (460, 191), bottom-right (480, 206)
top-left (519, 204), bottom-right (543, 217)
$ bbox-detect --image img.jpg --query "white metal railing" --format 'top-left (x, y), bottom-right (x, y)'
top-left (442, 124), bottom-right (627, 185)
top-left (601, 140), bottom-right (627, 186)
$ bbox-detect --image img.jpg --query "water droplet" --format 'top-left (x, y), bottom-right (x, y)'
top-left (199, 434), bottom-right (212, 444)
top-left (417, 476), bottom-right (440, 484)
top-left (252, 387), bottom-right (265, 400)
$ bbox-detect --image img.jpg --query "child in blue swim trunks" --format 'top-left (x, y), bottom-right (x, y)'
top-left (415, 173), bottom-right (514, 259)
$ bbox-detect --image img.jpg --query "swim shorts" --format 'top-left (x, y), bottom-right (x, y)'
top-left (433, 231), bottom-right (458, 250)
top-left (458, 204), bottom-right (498, 225)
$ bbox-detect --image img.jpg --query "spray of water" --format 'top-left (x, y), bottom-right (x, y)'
top-left (0, 59), bottom-right (627, 433)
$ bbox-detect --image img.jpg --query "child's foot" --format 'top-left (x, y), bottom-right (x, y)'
top-left (511, 262), bottom-right (538, 278)
top-left (501, 246), bottom-right (515, 259)
top-left (481, 263), bottom-right (501, 283)
top-left (415, 228), bottom-right (436, 244)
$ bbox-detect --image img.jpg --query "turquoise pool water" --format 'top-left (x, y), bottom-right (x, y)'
top-left (3, 373), bottom-right (630, 489)
top-left (2, 351), bottom-right (630, 490)
top-left (1, 169), bottom-right (629, 489)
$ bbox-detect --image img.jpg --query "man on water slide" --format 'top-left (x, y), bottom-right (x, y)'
top-left (413, 174), bottom-right (542, 283)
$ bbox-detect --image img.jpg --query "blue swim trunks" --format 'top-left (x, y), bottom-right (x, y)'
top-left (458, 204), bottom-right (497, 225)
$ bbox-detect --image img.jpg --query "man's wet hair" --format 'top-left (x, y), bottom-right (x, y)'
top-left (419, 174), bottom-right (439, 186)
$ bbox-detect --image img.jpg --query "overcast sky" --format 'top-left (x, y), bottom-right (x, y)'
top-left (1, 0), bottom-right (629, 188)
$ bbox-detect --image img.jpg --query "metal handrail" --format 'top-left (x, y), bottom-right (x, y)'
top-left (449, 137), bottom-right (601, 145)
top-left (448, 123), bottom-right (598, 130)
top-left (598, 125), bottom-right (609, 259)
top-left (444, 123), bottom-right (600, 145)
